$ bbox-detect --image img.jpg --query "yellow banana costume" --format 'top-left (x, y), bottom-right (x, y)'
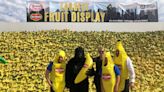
top-left (101, 52), bottom-right (116, 92)
top-left (114, 41), bottom-right (129, 92)
top-left (50, 50), bottom-right (66, 92)
top-left (74, 53), bottom-right (93, 84)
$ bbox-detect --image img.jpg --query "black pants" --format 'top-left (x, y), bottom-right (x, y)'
top-left (70, 87), bottom-right (88, 92)
top-left (122, 79), bottom-right (129, 92)
top-left (94, 76), bottom-right (101, 92)
top-left (70, 83), bottom-right (89, 92)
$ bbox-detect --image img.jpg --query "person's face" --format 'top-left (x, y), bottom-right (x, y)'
top-left (116, 50), bottom-right (119, 57)
top-left (58, 56), bottom-right (64, 63)
top-left (98, 48), bottom-right (104, 56)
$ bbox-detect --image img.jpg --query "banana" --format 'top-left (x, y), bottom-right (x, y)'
top-left (74, 53), bottom-right (93, 84)
top-left (0, 31), bottom-right (163, 92)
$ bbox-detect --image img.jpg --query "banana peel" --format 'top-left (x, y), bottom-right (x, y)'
top-left (74, 53), bottom-right (93, 84)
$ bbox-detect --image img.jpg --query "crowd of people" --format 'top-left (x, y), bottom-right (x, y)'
top-left (45, 40), bottom-right (135, 92)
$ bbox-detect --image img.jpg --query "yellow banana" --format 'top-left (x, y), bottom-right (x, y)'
top-left (74, 53), bottom-right (93, 84)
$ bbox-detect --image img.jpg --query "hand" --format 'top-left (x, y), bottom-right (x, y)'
top-left (66, 83), bottom-right (71, 88)
top-left (64, 87), bottom-right (70, 91)
top-left (86, 69), bottom-right (93, 76)
top-left (129, 82), bottom-right (135, 89)
top-left (114, 86), bottom-right (118, 92)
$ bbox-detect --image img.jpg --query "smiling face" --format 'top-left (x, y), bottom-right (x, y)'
top-left (56, 50), bottom-right (66, 63)
top-left (98, 47), bottom-right (104, 59)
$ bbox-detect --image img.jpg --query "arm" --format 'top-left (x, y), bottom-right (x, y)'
top-left (114, 65), bottom-right (120, 92)
top-left (85, 57), bottom-right (95, 76)
top-left (86, 67), bottom-right (95, 76)
top-left (45, 69), bottom-right (52, 87)
top-left (45, 62), bottom-right (53, 87)
top-left (126, 57), bottom-right (135, 88)
top-left (115, 75), bottom-right (120, 92)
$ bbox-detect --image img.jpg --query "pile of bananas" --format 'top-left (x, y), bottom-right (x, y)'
top-left (0, 30), bottom-right (163, 92)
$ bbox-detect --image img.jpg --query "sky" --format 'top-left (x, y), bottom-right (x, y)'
top-left (0, 0), bottom-right (163, 22)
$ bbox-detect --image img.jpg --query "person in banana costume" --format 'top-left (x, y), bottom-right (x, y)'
top-left (93, 47), bottom-right (121, 92)
top-left (101, 51), bottom-right (120, 92)
top-left (45, 50), bottom-right (66, 92)
top-left (113, 40), bottom-right (135, 92)
top-left (66, 47), bottom-right (94, 92)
